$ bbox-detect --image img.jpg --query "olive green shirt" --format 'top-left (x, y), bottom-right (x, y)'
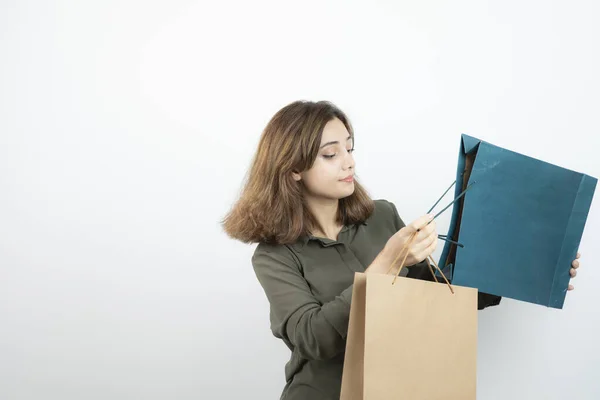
top-left (252, 199), bottom-right (501, 400)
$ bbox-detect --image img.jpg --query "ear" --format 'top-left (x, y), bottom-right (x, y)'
top-left (292, 171), bottom-right (302, 181)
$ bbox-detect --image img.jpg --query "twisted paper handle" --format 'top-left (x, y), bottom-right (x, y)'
top-left (385, 231), bottom-right (454, 294)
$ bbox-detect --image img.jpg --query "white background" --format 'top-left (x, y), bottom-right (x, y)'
top-left (1, 0), bottom-right (599, 399)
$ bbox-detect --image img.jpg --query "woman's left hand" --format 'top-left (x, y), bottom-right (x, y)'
top-left (568, 252), bottom-right (581, 291)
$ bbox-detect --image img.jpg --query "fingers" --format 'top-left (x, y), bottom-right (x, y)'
top-left (425, 233), bottom-right (438, 255)
top-left (410, 226), bottom-right (436, 250)
top-left (572, 259), bottom-right (580, 269)
top-left (568, 284), bottom-right (574, 291)
top-left (410, 218), bottom-right (436, 240)
top-left (413, 230), bottom-right (438, 258)
top-left (408, 214), bottom-right (435, 233)
top-left (419, 234), bottom-right (438, 262)
top-left (403, 215), bottom-right (438, 262)
top-left (403, 218), bottom-right (436, 248)
top-left (570, 268), bottom-right (577, 278)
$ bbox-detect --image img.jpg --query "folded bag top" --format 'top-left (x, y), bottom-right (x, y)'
top-left (438, 134), bottom-right (597, 308)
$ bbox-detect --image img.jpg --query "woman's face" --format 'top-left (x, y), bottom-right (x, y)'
top-left (293, 118), bottom-right (356, 201)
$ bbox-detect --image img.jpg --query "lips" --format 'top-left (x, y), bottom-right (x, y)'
top-left (340, 175), bottom-right (354, 182)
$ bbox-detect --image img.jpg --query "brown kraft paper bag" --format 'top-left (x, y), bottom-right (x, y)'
top-left (340, 248), bottom-right (478, 400)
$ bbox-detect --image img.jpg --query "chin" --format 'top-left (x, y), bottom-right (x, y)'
top-left (337, 186), bottom-right (355, 199)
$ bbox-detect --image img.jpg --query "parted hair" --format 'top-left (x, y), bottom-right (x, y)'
top-left (221, 100), bottom-right (374, 245)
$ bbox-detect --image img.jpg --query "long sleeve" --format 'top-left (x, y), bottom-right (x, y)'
top-left (387, 199), bottom-right (502, 310)
top-left (252, 245), bottom-right (352, 361)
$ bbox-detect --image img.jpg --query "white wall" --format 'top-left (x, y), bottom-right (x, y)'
top-left (1, 0), bottom-right (599, 399)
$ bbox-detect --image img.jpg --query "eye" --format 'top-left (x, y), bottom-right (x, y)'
top-left (322, 148), bottom-right (354, 159)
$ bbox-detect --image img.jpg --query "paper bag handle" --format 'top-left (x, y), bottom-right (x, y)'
top-left (384, 178), bottom-right (478, 294)
top-left (386, 231), bottom-right (454, 294)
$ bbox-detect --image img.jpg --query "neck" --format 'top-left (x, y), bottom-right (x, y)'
top-left (305, 195), bottom-right (342, 240)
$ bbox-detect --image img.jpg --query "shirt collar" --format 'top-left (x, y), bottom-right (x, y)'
top-left (291, 221), bottom-right (368, 253)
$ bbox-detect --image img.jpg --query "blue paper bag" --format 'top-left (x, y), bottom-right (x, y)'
top-left (438, 134), bottom-right (597, 308)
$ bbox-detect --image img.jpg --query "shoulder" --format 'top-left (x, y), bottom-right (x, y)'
top-left (369, 198), bottom-right (399, 221)
top-left (367, 199), bottom-right (405, 231)
top-left (253, 241), bottom-right (292, 259)
top-left (252, 242), bottom-right (300, 272)
top-left (372, 198), bottom-right (396, 215)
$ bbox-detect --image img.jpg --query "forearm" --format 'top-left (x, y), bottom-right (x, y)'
top-left (281, 284), bottom-right (354, 360)
top-left (290, 250), bottom-right (397, 360)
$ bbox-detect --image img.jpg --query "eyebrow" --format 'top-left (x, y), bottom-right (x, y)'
top-left (319, 135), bottom-right (353, 149)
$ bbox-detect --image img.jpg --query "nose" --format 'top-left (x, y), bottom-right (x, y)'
top-left (343, 150), bottom-right (355, 170)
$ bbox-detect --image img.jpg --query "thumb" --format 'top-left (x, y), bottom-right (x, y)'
top-left (408, 214), bottom-right (434, 232)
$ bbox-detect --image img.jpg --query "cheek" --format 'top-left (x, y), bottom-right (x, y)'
top-left (304, 161), bottom-right (338, 188)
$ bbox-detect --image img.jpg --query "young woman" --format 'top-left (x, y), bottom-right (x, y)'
top-left (222, 100), bottom-right (581, 400)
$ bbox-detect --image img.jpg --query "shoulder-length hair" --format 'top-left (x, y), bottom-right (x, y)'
top-left (222, 100), bottom-right (374, 244)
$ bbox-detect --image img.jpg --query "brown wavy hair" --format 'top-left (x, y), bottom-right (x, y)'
top-left (221, 100), bottom-right (374, 245)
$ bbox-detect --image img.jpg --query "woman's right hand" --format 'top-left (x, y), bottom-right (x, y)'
top-left (368, 214), bottom-right (438, 275)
